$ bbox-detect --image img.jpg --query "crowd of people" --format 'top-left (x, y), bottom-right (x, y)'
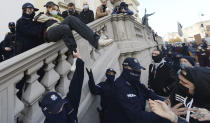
top-left (0, 1), bottom-right (210, 123)
top-left (0, 0), bottom-right (134, 62)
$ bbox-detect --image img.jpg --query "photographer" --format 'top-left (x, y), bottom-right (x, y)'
top-left (112, 2), bottom-right (134, 15)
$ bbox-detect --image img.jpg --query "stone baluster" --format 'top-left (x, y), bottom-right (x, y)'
top-left (67, 52), bottom-right (74, 80)
top-left (41, 53), bottom-right (60, 92)
top-left (22, 62), bottom-right (45, 123)
top-left (55, 47), bottom-right (71, 96)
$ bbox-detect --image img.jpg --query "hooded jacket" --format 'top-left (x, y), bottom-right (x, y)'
top-left (148, 60), bottom-right (177, 96)
top-left (170, 67), bottom-right (210, 123)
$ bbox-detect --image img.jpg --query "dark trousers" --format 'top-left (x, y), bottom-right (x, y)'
top-left (47, 16), bottom-right (99, 51)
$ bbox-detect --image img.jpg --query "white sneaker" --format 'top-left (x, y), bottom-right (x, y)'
top-left (98, 38), bottom-right (113, 47)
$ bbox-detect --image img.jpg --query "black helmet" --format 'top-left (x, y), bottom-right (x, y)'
top-left (22, 3), bottom-right (39, 11)
top-left (8, 22), bottom-right (15, 27)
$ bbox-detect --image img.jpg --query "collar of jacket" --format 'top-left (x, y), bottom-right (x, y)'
top-left (151, 59), bottom-right (166, 72)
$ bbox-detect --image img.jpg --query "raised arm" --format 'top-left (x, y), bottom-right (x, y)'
top-left (87, 68), bottom-right (103, 95)
top-left (66, 52), bottom-right (84, 115)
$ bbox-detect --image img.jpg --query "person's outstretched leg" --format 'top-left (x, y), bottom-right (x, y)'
top-left (46, 24), bottom-right (77, 52)
top-left (61, 16), bottom-right (98, 48)
top-left (61, 16), bottom-right (113, 49)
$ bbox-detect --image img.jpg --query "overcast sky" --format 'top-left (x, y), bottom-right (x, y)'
top-left (0, 0), bottom-right (210, 41)
top-left (138, 0), bottom-right (210, 36)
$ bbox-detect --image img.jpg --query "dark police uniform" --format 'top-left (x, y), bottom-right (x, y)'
top-left (88, 68), bottom-right (116, 123)
top-left (2, 32), bottom-right (16, 60)
top-left (40, 58), bottom-right (84, 123)
top-left (16, 14), bottom-right (43, 54)
top-left (113, 76), bottom-right (170, 123)
top-left (112, 57), bottom-right (171, 123)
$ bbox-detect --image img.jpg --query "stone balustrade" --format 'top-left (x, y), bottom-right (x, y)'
top-left (0, 14), bottom-right (163, 123)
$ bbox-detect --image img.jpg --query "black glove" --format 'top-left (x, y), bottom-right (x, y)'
top-left (86, 68), bottom-right (94, 81)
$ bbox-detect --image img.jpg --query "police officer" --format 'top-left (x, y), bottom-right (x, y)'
top-left (2, 22), bottom-right (16, 60)
top-left (39, 51), bottom-right (84, 123)
top-left (113, 57), bottom-right (170, 123)
top-left (86, 68), bottom-right (116, 123)
top-left (16, 3), bottom-right (44, 55)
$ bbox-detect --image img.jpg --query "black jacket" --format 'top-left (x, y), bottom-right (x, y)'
top-left (148, 61), bottom-right (177, 96)
top-left (170, 67), bottom-right (210, 123)
top-left (79, 9), bottom-right (94, 24)
top-left (112, 75), bottom-right (169, 123)
top-left (16, 15), bottom-right (44, 54)
top-left (2, 32), bottom-right (16, 59)
top-left (88, 78), bottom-right (115, 123)
top-left (44, 58), bottom-right (84, 123)
top-left (62, 10), bottom-right (80, 18)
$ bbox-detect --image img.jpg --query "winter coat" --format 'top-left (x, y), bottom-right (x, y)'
top-left (2, 32), bottom-right (16, 59)
top-left (95, 5), bottom-right (108, 20)
top-left (170, 67), bottom-right (210, 123)
top-left (44, 58), bottom-right (84, 123)
top-left (148, 61), bottom-right (177, 96)
top-left (112, 74), bottom-right (170, 123)
top-left (79, 9), bottom-right (94, 24)
top-left (16, 15), bottom-right (44, 54)
top-left (88, 78), bottom-right (115, 123)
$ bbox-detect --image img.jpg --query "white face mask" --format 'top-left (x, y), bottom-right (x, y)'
top-left (83, 5), bottom-right (89, 10)
top-left (180, 62), bottom-right (191, 69)
top-left (50, 10), bottom-right (58, 15)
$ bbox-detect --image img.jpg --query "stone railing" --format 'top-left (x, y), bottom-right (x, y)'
top-left (0, 14), bottom-right (162, 123)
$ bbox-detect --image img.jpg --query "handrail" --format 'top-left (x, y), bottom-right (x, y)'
top-left (0, 14), bottom-right (163, 123)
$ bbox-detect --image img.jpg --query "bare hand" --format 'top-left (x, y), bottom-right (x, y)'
top-left (190, 107), bottom-right (210, 121)
top-left (73, 51), bottom-right (81, 59)
top-left (149, 99), bottom-right (178, 123)
top-left (171, 103), bottom-right (188, 116)
top-left (5, 47), bottom-right (12, 51)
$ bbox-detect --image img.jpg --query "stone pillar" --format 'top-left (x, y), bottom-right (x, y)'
top-left (22, 62), bottom-right (45, 123)
top-left (14, 74), bottom-right (25, 122)
top-left (55, 47), bottom-right (71, 96)
top-left (41, 53), bottom-right (60, 92)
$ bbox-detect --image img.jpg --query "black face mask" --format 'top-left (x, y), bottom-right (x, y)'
top-left (9, 28), bottom-right (16, 33)
top-left (22, 12), bottom-right (35, 19)
top-left (167, 54), bottom-right (172, 57)
top-left (43, 108), bottom-right (67, 123)
top-left (122, 68), bottom-right (141, 86)
top-left (152, 55), bottom-right (162, 63)
top-left (106, 74), bottom-right (115, 82)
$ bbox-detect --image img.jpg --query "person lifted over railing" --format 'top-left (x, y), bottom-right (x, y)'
top-left (35, 1), bottom-right (113, 53)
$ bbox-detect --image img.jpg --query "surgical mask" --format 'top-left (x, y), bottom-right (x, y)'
top-left (122, 68), bottom-right (141, 86)
top-left (50, 10), bottom-right (58, 15)
top-left (83, 5), bottom-right (89, 10)
top-left (180, 62), bottom-right (191, 69)
top-left (152, 55), bottom-right (162, 63)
